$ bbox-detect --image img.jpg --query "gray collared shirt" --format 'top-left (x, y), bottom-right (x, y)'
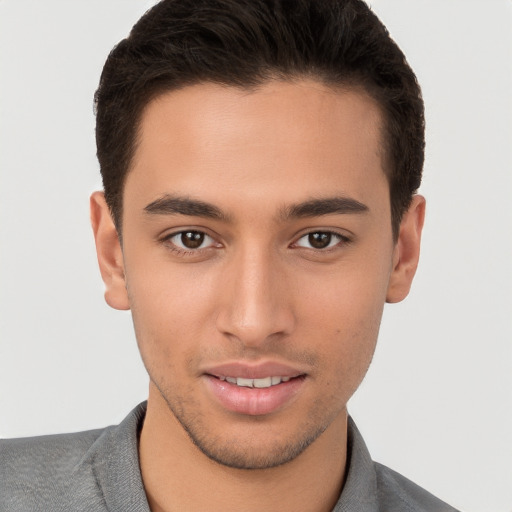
top-left (0, 402), bottom-right (459, 511)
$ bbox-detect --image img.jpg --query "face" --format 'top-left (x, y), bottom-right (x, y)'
top-left (92, 80), bottom-right (424, 469)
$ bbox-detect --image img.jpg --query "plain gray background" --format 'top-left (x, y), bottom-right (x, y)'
top-left (1, 1), bottom-right (511, 511)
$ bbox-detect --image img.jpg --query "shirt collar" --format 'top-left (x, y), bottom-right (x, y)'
top-left (85, 403), bottom-right (379, 512)
top-left (332, 416), bottom-right (380, 511)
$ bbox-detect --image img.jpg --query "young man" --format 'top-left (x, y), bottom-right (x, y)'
top-left (1, 1), bottom-right (459, 510)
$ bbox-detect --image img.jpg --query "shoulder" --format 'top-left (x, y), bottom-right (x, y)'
top-left (1, 427), bottom-right (106, 469)
top-left (0, 403), bottom-right (148, 512)
top-left (0, 427), bottom-right (111, 512)
top-left (341, 416), bottom-right (460, 512)
top-left (374, 462), bottom-right (460, 512)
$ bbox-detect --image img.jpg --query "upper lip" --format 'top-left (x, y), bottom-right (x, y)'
top-left (202, 361), bottom-right (307, 379)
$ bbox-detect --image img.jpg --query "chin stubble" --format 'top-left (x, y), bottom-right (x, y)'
top-left (154, 379), bottom-right (334, 470)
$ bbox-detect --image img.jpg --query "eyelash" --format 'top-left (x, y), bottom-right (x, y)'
top-left (161, 230), bottom-right (219, 256)
top-left (160, 229), bottom-right (351, 256)
top-left (292, 231), bottom-right (351, 251)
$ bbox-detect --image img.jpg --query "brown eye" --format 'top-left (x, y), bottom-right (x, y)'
top-left (308, 232), bottom-right (332, 249)
top-left (180, 231), bottom-right (205, 249)
top-left (295, 231), bottom-right (347, 250)
top-left (167, 230), bottom-right (216, 251)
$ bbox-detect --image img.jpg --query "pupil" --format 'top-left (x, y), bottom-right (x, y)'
top-left (309, 232), bottom-right (331, 249)
top-left (181, 231), bottom-right (204, 249)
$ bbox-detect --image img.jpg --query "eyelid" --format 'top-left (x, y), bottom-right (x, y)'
top-left (160, 227), bottom-right (222, 254)
top-left (291, 229), bottom-right (352, 250)
top-left (159, 225), bottom-right (218, 242)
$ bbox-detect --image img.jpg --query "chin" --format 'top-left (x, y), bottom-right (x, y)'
top-left (163, 392), bottom-right (336, 470)
top-left (184, 423), bottom-right (327, 470)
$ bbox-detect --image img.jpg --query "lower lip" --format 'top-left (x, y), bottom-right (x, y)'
top-left (204, 375), bottom-right (305, 416)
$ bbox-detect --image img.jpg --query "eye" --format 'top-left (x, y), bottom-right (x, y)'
top-left (166, 230), bottom-right (217, 251)
top-left (294, 231), bottom-right (348, 250)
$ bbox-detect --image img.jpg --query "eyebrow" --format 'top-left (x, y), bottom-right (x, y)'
top-left (143, 194), bottom-right (369, 222)
top-left (282, 196), bottom-right (369, 219)
top-left (144, 195), bottom-right (229, 221)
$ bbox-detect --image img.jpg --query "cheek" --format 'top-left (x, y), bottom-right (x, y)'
top-left (127, 253), bottom-right (218, 323)
top-left (125, 264), bottom-right (218, 373)
top-left (296, 263), bottom-right (388, 388)
top-left (298, 259), bottom-right (389, 333)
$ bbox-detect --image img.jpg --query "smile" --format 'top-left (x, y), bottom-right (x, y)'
top-left (205, 371), bottom-right (306, 415)
top-left (218, 376), bottom-right (292, 388)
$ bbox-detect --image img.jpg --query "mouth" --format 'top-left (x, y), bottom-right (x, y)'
top-left (203, 364), bottom-right (307, 416)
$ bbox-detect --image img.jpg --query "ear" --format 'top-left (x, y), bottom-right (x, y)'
top-left (90, 191), bottom-right (130, 310)
top-left (386, 195), bottom-right (426, 304)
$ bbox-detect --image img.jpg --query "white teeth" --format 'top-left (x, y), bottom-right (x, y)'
top-left (219, 376), bottom-right (295, 388)
top-left (236, 377), bottom-right (254, 388)
top-left (253, 377), bottom-right (272, 388)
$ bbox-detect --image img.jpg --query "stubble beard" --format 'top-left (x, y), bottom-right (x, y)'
top-left (154, 379), bottom-right (336, 470)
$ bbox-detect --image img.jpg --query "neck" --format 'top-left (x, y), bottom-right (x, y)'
top-left (139, 388), bottom-right (348, 512)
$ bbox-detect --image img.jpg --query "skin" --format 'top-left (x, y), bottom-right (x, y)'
top-left (91, 80), bottom-right (425, 512)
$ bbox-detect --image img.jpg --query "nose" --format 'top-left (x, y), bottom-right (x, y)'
top-left (215, 245), bottom-right (296, 347)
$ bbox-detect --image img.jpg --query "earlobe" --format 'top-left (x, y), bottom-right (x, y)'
top-left (386, 195), bottom-right (426, 304)
top-left (90, 191), bottom-right (130, 310)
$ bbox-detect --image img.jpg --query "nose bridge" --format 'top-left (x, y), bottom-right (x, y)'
top-left (216, 241), bottom-right (294, 345)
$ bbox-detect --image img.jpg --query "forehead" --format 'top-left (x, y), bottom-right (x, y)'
top-left (125, 80), bottom-right (387, 214)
